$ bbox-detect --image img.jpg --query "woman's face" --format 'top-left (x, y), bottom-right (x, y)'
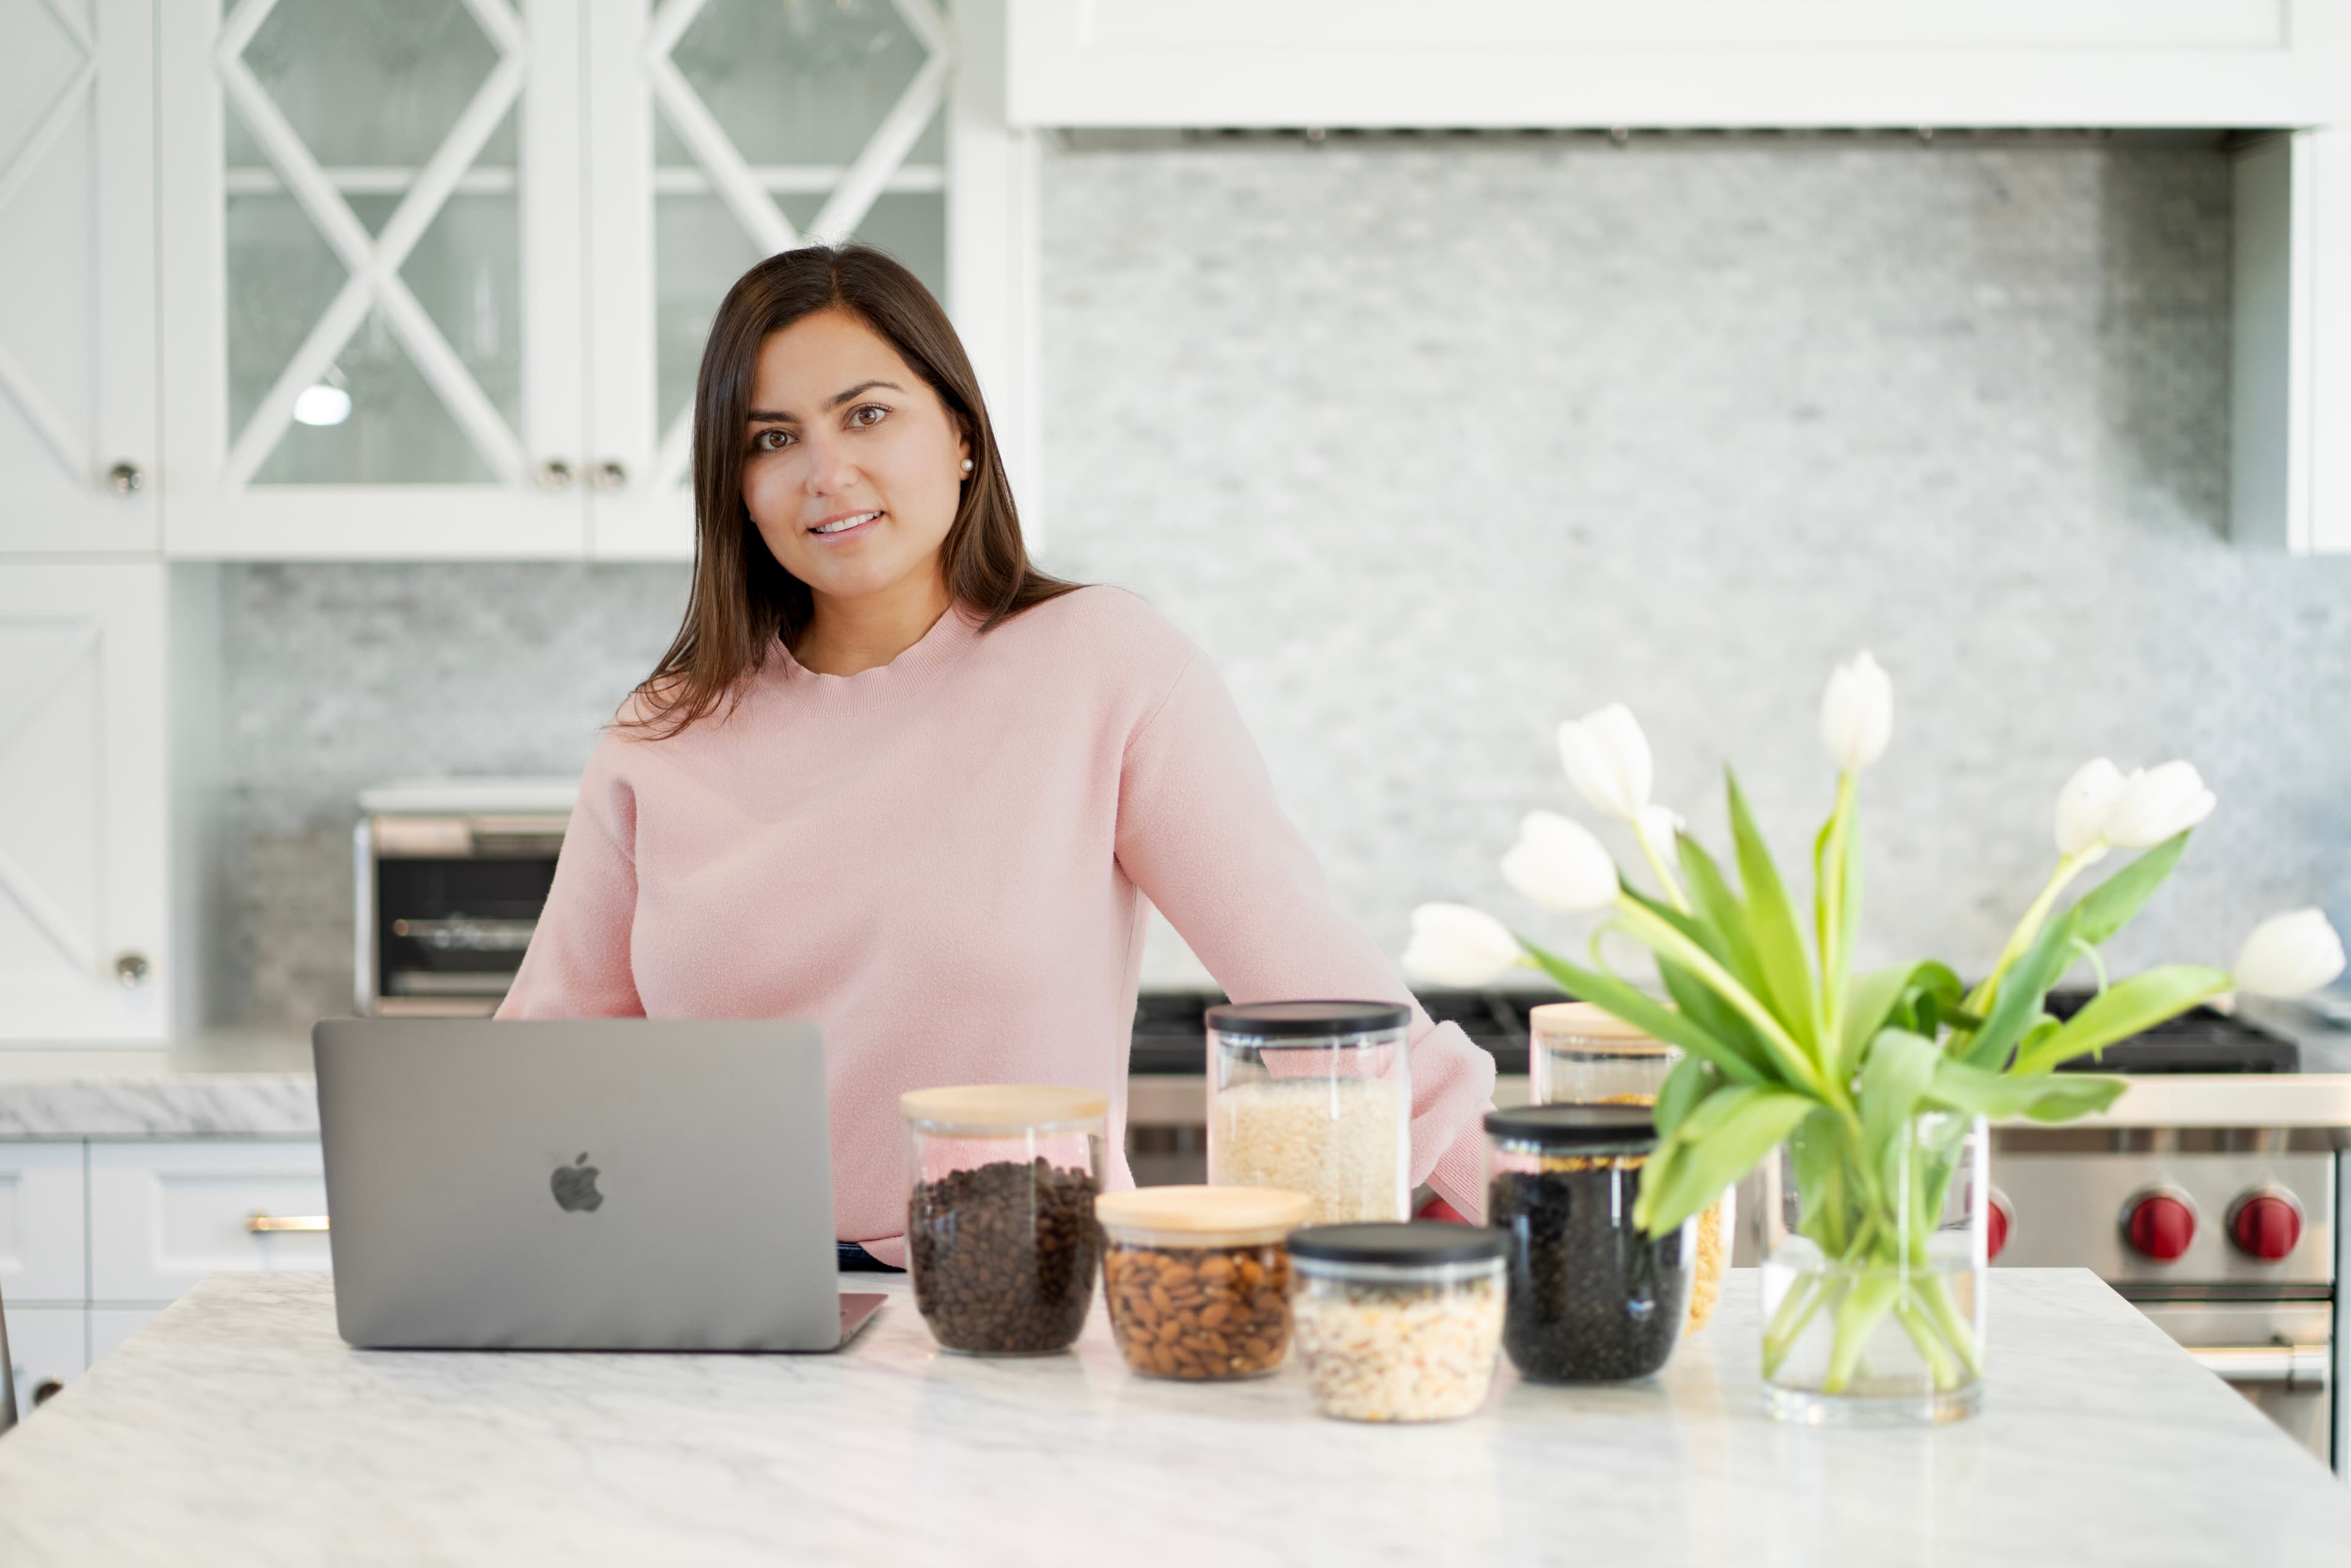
top-left (740, 309), bottom-right (972, 611)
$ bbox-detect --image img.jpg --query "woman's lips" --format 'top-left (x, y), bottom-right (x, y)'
top-left (809, 509), bottom-right (882, 541)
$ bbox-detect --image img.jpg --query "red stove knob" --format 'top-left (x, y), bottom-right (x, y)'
top-left (2227, 1190), bottom-right (2303, 1262)
top-left (2123, 1190), bottom-right (2196, 1262)
top-left (1986, 1188), bottom-right (2014, 1262)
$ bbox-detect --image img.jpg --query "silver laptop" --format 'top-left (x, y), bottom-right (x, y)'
top-left (313, 1018), bottom-right (885, 1351)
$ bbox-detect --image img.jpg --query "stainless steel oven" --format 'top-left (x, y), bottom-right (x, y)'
top-left (1992, 1128), bottom-right (2340, 1471)
top-left (353, 779), bottom-right (574, 1017)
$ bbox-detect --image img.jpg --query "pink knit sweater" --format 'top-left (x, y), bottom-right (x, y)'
top-left (498, 587), bottom-right (1496, 1264)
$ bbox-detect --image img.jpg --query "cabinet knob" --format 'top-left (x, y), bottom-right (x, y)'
top-left (593, 460), bottom-right (628, 491)
top-left (537, 459), bottom-right (574, 491)
top-left (107, 461), bottom-right (143, 495)
top-left (113, 951), bottom-right (151, 988)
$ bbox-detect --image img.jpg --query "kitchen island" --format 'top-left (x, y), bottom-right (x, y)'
top-left (1, 1269), bottom-right (2343, 1564)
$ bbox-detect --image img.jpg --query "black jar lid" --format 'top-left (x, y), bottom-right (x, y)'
top-left (1484, 1105), bottom-right (1659, 1152)
top-left (1204, 1000), bottom-right (1412, 1040)
top-left (1286, 1221), bottom-right (1512, 1266)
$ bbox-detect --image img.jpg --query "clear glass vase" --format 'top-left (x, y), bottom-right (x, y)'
top-left (1760, 1111), bottom-right (1988, 1425)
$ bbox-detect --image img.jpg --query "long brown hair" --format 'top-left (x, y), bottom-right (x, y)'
top-left (626, 245), bottom-right (1078, 737)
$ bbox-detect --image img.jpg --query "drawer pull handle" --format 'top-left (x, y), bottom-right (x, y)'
top-left (247, 1211), bottom-right (329, 1234)
top-left (2186, 1344), bottom-right (2330, 1389)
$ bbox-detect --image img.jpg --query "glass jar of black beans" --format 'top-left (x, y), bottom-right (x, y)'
top-left (1484, 1105), bottom-right (1693, 1383)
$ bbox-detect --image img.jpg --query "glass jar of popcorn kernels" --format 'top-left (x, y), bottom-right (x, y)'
top-left (1285, 1222), bottom-right (1509, 1423)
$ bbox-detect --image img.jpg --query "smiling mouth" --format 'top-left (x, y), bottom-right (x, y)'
top-left (811, 510), bottom-right (882, 537)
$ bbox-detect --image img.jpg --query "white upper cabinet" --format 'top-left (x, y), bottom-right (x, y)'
top-left (1008, 0), bottom-right (2351, 129)
top-left (582, 0), bottom-right (954, 559)
top-left (0, 0), bottom-right (157, 553)
top-left (160, 0), bottom-right (589, 558)
top-left (154, 0), bottom-right (996, 562)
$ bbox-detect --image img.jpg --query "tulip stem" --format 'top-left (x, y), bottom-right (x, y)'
top-left (1968, 850), bottom-right (2094, 1013)
top-left (1633, 819), bottom-right (1692, 916)
top-left (1613, 895), bottom-right (1839, 1105)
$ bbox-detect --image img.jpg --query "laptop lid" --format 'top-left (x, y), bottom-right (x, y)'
top-left (313, 1018), bottom-right (850, 1351)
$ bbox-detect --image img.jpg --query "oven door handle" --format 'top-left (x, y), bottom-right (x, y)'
top-left (2185, 1344), bottom-right (2331, 1389)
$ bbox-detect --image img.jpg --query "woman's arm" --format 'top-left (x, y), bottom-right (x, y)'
top-left (1114, 650), bottom-right (1496, 1221)
top-left (497, 739), bottom-right (647, 1019)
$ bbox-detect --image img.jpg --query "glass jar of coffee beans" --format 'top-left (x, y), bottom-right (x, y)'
top-left (901, 1086), bottom-right (1107, 1356)
top-left (1528, 1002), bottom-right (1733, 1335)
top-left (1485, 1104), bottom-right (1693, 1384)
top-left (1096, 1186), bottom-right (1313, 1380)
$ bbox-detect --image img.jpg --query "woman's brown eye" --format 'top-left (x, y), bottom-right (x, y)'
top-left (851, 405), bottom-right (885, 427)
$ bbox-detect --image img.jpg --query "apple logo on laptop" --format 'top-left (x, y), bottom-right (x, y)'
top-left (550, 1153), bottom-right (604, 1213)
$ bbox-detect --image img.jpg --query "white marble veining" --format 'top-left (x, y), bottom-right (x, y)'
top-left (0, 1030), bottom-right (316, 1137)
top-left (1, 1269), bottom-right (2340, 1564)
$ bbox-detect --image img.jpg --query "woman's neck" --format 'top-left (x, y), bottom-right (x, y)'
top-left (793, 572), bottom-right (953, 677)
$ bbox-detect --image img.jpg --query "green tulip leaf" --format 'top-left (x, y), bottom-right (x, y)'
top-left (1959, 907), bottom-right (2083, 1070)
top-left (1922, 1057), bottom-right (2127, 1122)
top-left (1725, 769), bottom-right (1821, 1059)
top-left (2072, 831), bottom-right (2192, 948)
top-left (2011, 966), bottom-right (2234, 1076)
top-left (1637, 1086), bottom-right (1815, 1238)
top-left (1654, 1052), bottom-right (1715, 1141)
top-left (1675, 831), bottom-right (1769, 1000)
top-left (1515, 936), bottom-right (1772, 1087)
top-left (1859, 1028), bottom-right (1942, 1171)
top-left (1842, 961), bottom-right (1963, 1073)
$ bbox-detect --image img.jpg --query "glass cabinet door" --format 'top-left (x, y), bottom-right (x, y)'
top-left (0, 0), bottom-right (156, 553)
top-left (584, 0), bottom-right (952, 558)
top-left (160, 0), bottom-right (587, 556)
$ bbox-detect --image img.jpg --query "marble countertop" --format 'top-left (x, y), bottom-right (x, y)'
top-left (0, 1029), bottom-right (317, 1137)
top-left (1, 1268), bottom-right (2343, 1564)
top-left (9, 1000), bottom-right (2351, 1139)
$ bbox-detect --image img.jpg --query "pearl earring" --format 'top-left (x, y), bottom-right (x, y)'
top-left (960, 458), bottom-right (974, 474)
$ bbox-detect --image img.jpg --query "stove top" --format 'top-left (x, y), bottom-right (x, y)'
top-left (2043, 992), bottom-right (2299, 1074)
top-left (1129, 990), bottom-right (2300, 1075)
top-left (1130, 991), bottom-right (1543, 1075)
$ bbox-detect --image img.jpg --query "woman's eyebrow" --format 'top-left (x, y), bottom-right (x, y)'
top-left (745, 379), bottom-right (906, 424)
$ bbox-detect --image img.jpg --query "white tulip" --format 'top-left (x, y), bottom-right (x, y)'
top-left (1403, 903), bottom-right (1524, 987)
top-left (2053, 759), bottom-right (2126, 858)
top-left (1502, 810), bottom-right (1622, 913)
top-left (1558, 704), bottom-right (1654, 823)
top-left (1820, 652), bottom-right (1892, 773)
top-left (2101, 761), bottom-right (2216, 849)
top-left (2233, 909), bottom-right (2347, 999)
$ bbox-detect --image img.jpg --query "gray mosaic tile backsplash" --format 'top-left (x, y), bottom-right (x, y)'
top-left (223, 132), bottom-right (2351, 1025)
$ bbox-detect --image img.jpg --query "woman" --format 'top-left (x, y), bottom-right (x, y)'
top-left (499, 245), bottom-right (1494, 1267)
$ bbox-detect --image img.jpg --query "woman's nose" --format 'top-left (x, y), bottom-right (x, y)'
top-left (803, 435), bottom-right (859, 495)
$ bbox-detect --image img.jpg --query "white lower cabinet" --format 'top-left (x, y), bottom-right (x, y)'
top-left (88, 1141), bottom-right (329, 1302)
top-left (3, 1303), bottom-right (84, 1417)
top-left (0, 1142), bottom-right (86, 1304)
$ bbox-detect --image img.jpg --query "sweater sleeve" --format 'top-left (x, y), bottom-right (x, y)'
top-left (497, 737), bottom-right (646, 1020)
top-left (1113, 650), bottom-right (1496, 1221)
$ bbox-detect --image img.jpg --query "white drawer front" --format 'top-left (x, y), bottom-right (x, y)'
top-left (89, 1141), bottom-right (328, 1302)
top-left (4, 1304), bottom-right (85, 1418)
top-left (0, 1143), bottom-right (87, 1303)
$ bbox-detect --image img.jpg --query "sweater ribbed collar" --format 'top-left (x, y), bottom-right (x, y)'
top-left (770, 603), bottom-right (982, 692)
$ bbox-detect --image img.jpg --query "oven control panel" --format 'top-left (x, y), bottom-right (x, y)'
top-left (1990, 1152), bottom-right (2334, 1285)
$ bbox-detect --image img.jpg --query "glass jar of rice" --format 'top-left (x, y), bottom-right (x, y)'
top-left (1206, 1000), bottom-right (1411, 1225)
top-left (1528, 1001), bottom-right (1734, 1335)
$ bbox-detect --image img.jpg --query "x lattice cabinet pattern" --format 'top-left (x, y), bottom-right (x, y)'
top-left (0, 0), bottom-right (1031, 563)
